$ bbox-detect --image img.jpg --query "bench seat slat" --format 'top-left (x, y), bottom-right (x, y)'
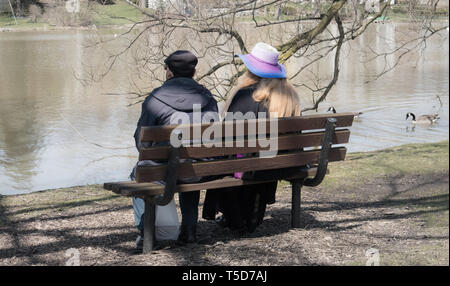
top-left (136, 147), bottom-right (346, 183)
top-left (104, 181), bottom-right (131, 191)
top-left (104, 167), bottom-right (322, 198)
top-left (139, 129), bottom-right (351, 160)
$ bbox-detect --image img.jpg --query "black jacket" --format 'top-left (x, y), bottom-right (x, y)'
top-left (130, 77), bottom-right (218, 182)
top-left (134, 77), bottom-right (218, 149)
top-left (202, 84), bottom-right (278, 231)
top-left (225, 84), bottom-right (267, 116)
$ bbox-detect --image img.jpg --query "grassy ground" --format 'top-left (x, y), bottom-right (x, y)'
top-left (0, 2), bottom-right (147, 30)
top-left (90, 1), bottom-right (147, 26)
top-left (0, 141), bottom-right (448, 266)
top-left (0, 14), bottom-right (47, 29)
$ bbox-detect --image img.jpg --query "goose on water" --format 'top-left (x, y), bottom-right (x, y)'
top-left (406, 112), bottom-right (439, 125)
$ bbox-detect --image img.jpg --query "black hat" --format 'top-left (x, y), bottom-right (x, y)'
top-left (164, 50), bottom-right (198, 78)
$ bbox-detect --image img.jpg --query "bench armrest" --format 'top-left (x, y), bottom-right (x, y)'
top-left (303, 118), bottom-right (336, 187)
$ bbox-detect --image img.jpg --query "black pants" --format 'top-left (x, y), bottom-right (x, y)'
top-left (179, 191), bottom-right (200, 226)
top-left (203, 181), bottom-right (277, 232)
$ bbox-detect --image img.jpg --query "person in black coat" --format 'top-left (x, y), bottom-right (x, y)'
top-left (202, 43), bottom-right (301, 233)
top-left (131, 51), bottom-right (218, 247)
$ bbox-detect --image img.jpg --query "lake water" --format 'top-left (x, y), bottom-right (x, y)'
top-left (0, 23), bottom-right (448, 195)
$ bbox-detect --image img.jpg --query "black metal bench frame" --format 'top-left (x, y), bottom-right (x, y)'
top-left (105, 117), bottom-right (340, 253)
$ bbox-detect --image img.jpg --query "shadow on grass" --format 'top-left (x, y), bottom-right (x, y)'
top-left (7, 194), bottom-right (122, 217)
top-left (0, 195), bottom-right (30, 263)
top-left (171, 172), bottom-right (448, 265)
top-left (0, 194), bottom-right (137, 265)
top-left (0, 172), bottom-right (448, 265)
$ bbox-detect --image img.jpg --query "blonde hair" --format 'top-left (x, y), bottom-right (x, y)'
top-left (223, 71), bottom-right (301, 118)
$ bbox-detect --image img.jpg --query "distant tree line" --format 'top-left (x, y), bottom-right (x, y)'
top-left (6, 0), bottom-right (117, 17)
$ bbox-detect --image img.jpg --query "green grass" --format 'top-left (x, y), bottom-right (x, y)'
top-left (317, 141), bottom-right (449, 192)
top-left (380, 242), bottom-right (449, 266)
top-left (347, 241), bottom-right (449, 266)
top-left (327, 141), bottom-right (449, 266)
top-left (0, 13), bottom-right (47, 29)
top-left (91, 2), bottom-right (149, 26)
top-left (0, 2), bottom-right (149, 29)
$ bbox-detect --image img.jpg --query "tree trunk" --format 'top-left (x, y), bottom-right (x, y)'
top-left (139, 0), bottom-right (147, 8)
top-left (275, 4), bottom-right (281, 20)
top-left (16, 0), bottom-right (22, 17)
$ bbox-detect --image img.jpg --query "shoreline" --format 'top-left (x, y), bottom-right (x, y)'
top-left (1, 18), bottom-right (448, 33)
top-left (0, 23), bottom-right (133, 33)
top-left (1, 140), bottom-right (449, 197)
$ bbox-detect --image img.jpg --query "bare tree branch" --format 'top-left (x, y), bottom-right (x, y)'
top-left (302, 13), bottom-right (345, 112)
top-left (79, 0), bottom-right (448, 111)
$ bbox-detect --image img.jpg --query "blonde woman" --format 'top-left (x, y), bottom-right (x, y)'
top-left (202, 43), bottom-right (301, 233)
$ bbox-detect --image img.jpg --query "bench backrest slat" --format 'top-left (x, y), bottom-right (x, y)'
top-left (139, 129), bottom-right (351, 160)
top-left (139, 113), bottom-right (355, 143)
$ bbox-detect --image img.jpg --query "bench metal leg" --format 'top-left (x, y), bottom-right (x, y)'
top-left (291, 179), bottom-right (302, 228)
top-left (143, 198), bottom-right (156, 254)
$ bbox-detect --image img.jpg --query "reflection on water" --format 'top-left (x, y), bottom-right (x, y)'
top-left (294, 22), bottom-right (449, 152)
top-left (0, 30), bottom-right (141, 195)
top-left (0, 24), bottom-right (448, 195)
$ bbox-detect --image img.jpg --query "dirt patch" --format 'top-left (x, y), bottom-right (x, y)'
top-left (0, 171), bottom-right (447, 266)
top-left (0, 142), bottom-right (448, 266)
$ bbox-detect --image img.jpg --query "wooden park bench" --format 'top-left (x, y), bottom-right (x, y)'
top-left (104, 113), bottom-right (354, 253)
